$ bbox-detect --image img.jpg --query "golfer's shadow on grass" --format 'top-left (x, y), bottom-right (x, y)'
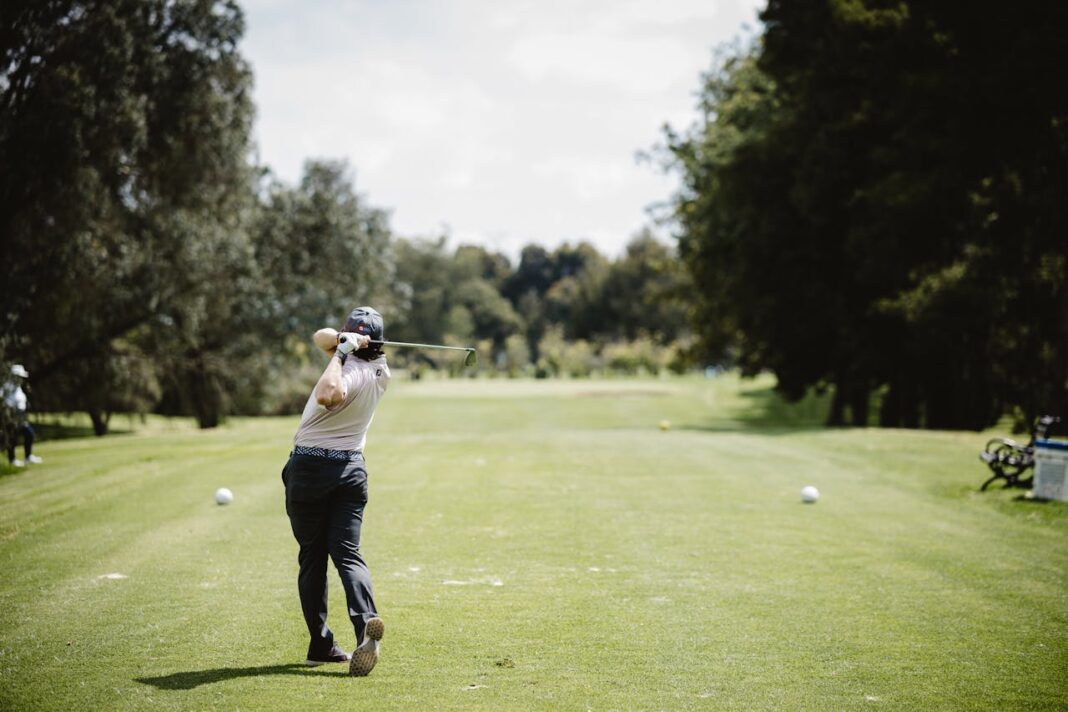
top-left (136, 663), bottom-right (347, 690)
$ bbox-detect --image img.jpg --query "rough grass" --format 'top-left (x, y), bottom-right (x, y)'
top-left (1, 374), bottom-right (1065, 710)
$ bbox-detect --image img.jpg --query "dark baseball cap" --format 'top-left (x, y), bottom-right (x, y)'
top-left (344, 306), bottom-right (384, 340)
top-left (344, 306), bottom-right (385, 360)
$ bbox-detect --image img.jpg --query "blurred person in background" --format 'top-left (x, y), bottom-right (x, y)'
top-left (3, 364), bottom-right (42, 467)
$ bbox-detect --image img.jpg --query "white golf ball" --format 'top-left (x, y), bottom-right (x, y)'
top-left (800, 485), bottom-right (820, 503)
top-left (215, 487), bottom-right (234, 505)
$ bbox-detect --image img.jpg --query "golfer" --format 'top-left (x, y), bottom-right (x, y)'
top-left (282, 306), bottom-right (390, 676)
top-left (3, 364), bottom-right (42, 468)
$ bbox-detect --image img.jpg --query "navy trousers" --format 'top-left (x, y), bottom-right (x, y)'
top-left (282, 453), bottom-right (377, 655)
top-left (4, 418), bottom-right (33, 463)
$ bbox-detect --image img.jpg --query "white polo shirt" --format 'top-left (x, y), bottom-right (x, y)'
top-left (3, 383), bottom-right (27, 412)
top-left (293, 355), bottom-right (391, 452)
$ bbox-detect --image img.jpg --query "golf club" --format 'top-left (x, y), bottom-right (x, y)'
top-left (338, 335), bottom-right (477, 367)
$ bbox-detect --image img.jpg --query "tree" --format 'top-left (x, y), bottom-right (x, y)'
top-left (453, 244), bottom-right (512, 288)
top-left (452, 280), bottom-right (523, 348)
top-left (389, 236), bottom-right (453, 346)
top-left (252, 160), bottom-right (396, 340)
top-left (665, 2), bottom-right (1067, 429)
top-left (502, 245), bottom-right (556, 304)
top-left (598, 231), bottom-right (692, 345)
top-left (543, 242), bottom-right (608, 336)
top-left (758, 0), bottom-right (1068, 427)
top-left (390, 238), bottom-right (520, 358)
top-left (0, 0), bottom-right (256, 430)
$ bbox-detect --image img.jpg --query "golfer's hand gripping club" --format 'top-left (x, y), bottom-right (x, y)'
top-left (336, 332), bottom-right (370, 355)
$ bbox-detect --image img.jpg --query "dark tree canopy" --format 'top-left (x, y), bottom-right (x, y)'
top-left (1, 0), bottom-right (255, 429)
top-left (666, 0), bottom-right (1068, 429)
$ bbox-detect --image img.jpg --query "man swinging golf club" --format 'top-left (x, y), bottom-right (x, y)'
top-left (282, 306), bottom-right (390, 676)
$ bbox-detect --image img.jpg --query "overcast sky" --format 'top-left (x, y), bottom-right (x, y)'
top-left (241, 0), bottom-right (764, 259)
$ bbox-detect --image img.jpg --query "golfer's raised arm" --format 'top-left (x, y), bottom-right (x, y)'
top-left (313, 332), bottom-right (369, 406)
top-left (313, 353), bottom-right (345, 407)
top-left (313, 327), bottom-right (339, 354)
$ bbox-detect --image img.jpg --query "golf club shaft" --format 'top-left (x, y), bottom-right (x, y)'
top-left (369, 340), bottom-right (474, 354)
top-left (336, 333), bottom-right (477, 365)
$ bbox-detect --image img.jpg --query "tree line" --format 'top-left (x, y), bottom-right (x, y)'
top-left (662, 0), bottom-right (1067, 430)
top-left (0, 0), bottom-right (689, 433)
top-left (4, 1), bottom-right (1063, 434)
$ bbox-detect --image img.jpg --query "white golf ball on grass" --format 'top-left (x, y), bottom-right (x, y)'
top-left (800, 485), bottom-right (820, 503)
top-left (215, 487), bottom-right (234, 505)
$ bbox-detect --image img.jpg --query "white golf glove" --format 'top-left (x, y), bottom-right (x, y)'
top-left (336, 332), bottom-right (369, 355)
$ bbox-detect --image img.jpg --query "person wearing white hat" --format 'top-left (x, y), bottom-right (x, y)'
top-left (3, 364), bottom-right (42, 467)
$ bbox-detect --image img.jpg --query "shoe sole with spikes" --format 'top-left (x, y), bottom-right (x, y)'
top-left (349, 618), bottom-right (384, 677)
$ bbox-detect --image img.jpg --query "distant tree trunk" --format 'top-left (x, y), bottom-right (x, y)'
top-left (923, 373), bottom-right (957, 430)
top-left (881, 379), bottom-right (922, 429)
top-left (184, 357), bottom-right (223, 429)
top-left (88, 409), bottom-right (110, 436)
top-left (879, 380), bottom-right (901, 428)
top-left (901, 381), bottom-right (921, 428)
top-left (849, 384), bottom-right (869, 427)
top-left (827, 382), bottom-right (846, 426)
top-left (1058, 285), bottom-right (1068, 420)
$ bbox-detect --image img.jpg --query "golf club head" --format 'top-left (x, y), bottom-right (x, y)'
top-left (464, 349), bottom-right (477, 368)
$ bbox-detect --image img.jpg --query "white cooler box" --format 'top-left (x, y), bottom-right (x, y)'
top-left (1033, 439), bottom-right (1068, 501)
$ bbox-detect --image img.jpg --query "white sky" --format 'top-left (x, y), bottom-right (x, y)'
top-left (241, 0), bottom-right (764, 259)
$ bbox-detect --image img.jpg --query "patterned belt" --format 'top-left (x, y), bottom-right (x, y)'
top-left (291, 445), bottom-right (364, 461)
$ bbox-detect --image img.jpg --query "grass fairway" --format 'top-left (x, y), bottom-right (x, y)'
top-left (1, 374), bottom-right (1066, 710)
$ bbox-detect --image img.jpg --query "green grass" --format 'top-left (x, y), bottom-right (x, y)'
top-left (1, 374), bottom-right (1065, 710)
